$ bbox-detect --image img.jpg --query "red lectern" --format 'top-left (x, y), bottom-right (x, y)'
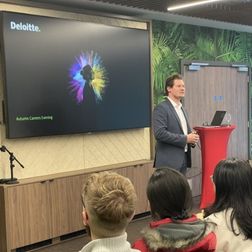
top-left (194, 125), bottom-right (235, 209)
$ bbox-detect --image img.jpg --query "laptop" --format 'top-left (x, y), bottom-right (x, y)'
top-left (210, 110), bottom-right (226, 126)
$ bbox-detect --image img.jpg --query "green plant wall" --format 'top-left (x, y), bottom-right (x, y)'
top-left (152, 20), bottom-right (252, 105)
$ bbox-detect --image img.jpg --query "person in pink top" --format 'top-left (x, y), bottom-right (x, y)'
top-left (133, 168), bottom-right (216, 252)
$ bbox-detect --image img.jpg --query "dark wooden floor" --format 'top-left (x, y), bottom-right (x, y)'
top-left (33, 196), bottom-right (200, 252)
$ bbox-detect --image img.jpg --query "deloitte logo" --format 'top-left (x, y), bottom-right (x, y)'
top-left (10, 21), bottom-right (41, 32)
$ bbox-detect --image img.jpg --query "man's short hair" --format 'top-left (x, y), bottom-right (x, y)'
top-left (164, 74), bottom-right (183, 96)
top-left (81, 171), bottom-right (137, 236)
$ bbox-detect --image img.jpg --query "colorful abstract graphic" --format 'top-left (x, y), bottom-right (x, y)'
top-left (69, 51), bottom-right (107, 104)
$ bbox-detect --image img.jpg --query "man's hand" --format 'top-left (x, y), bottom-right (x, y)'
top-left (187, 132), bottom-right (199, 144)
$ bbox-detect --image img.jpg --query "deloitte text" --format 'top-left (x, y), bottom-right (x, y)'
top-left (10, 21), bottom-right (41, 32)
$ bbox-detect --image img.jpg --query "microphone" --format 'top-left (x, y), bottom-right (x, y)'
top-left (0, 145), bottom-right (6, 152)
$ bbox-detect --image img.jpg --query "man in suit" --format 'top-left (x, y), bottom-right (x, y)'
top-left (153, 74), bottom-right (199, 174)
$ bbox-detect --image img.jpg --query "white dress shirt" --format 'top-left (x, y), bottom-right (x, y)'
top-left (168, 97), bottom-right (188, 151)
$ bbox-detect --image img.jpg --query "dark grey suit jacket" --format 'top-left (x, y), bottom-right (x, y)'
top-left (153, 99), bottom-right (192, 169)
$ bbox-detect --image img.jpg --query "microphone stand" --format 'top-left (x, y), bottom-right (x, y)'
top-left (0, 145), bottom-right (24, 184)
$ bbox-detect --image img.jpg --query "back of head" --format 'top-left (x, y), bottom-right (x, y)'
top-left (205, 159), bottom-right (252, 239)
top-left (147, 168), bottom-right (192, 220)
top-left (82, 171), bottom-right (137, 237)
top-left (212, 159), bottom-right (252, 208)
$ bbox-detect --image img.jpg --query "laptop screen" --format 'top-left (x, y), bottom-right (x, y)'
top-left (210, 111), bottom-right (226, 126)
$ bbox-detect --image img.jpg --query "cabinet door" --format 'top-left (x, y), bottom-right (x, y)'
top-left (116, 163), bottom-right (153, 214)
top-left (49, 175), bottom-right (86, 237)
top-left (5, 182), bottom-right (51, 249)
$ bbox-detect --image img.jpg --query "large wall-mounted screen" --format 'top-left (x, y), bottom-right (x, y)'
top-left (2, 12), bottom-right (151, 138)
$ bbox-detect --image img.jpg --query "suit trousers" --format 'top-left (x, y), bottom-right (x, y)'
top-left (179, 152), bottom-right (188, 175)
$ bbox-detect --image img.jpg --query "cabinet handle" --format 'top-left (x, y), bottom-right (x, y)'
top-left (40, 179), bottom-right (54, 184)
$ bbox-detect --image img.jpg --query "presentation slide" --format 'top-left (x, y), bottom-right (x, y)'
top-left (2, 12), bottom-right (151, 138)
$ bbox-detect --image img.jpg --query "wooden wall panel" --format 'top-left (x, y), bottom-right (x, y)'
top-left (1, 134), bottom-right (85, 179)
top-left (83, 129), bottom-right (150, 168)
top-left (0, 128), bottom-right (150, 179)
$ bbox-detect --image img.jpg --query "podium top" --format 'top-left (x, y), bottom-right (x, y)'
top-left (194, 125), bottom-right (235, 131)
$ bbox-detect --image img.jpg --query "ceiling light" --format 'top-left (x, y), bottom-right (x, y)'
top-left (167, 0), bottom-right (224, 11)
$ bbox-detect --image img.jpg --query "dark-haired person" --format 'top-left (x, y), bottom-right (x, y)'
top-left (204, 159), bottom-right (252, 251)
top-left (153, 74), bottom-right (199, 174)
top-left (80, 171), bottom-right (140, 252)
top-left (132, 168), bottom-right (216, 252)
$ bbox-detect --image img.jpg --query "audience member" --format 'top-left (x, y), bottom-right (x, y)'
top-left (133, 168), bottom-right (216, 252)
top-left (79, 171), bottom-right (140, 252)
top-left (204, 159), bottom-right (252, 251)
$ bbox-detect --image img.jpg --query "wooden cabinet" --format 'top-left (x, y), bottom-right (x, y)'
top-left (50, 176), bottom-right (85, 237)
top-left (116, 163), bottom-right (153, 214)
top-left (4, 182), bottom-right (51, 248)
top-left (0, 160), bottom-right (153, 252)
top-left (0, 175), bottom-right (86, 251)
